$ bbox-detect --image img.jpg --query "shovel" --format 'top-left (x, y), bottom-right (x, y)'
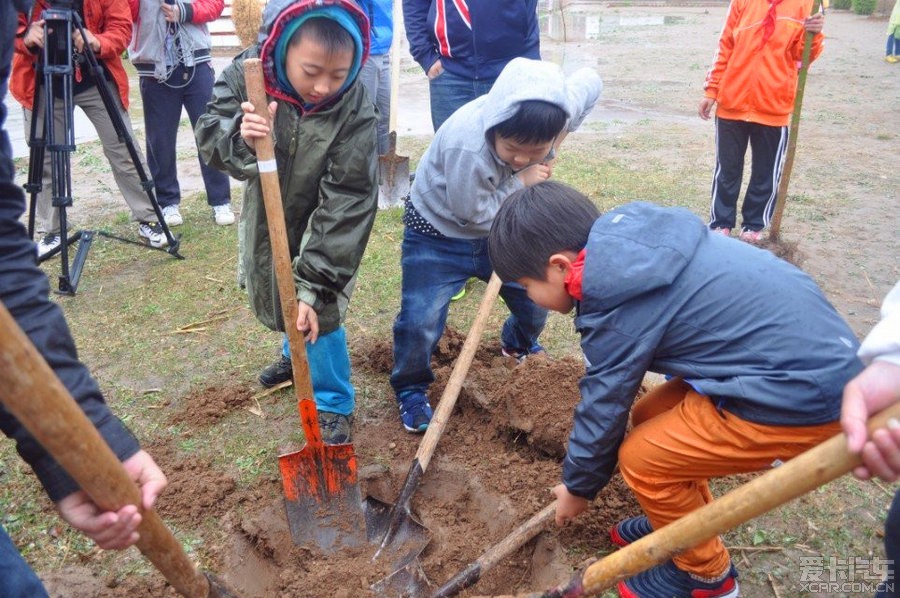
top-left (433, 501), bottom-right (557, 598)
top-left (0, 302), bottom-right (238, 598)
top-left (244, 58), bottom-right (366, 551)
top-left (477, 401), bottom-right (900, 598)
top-left (377, 0), bottom-right (410, 209)
top-left (368, 274), bottom-right (505, 596)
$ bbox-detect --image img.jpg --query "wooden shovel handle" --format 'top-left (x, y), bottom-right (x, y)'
top-left (416, 273), bottom-right (504, 471)
top-left (433, 501), bottom-right (557, 598)
top-left (0, 303), bottom-right (210, 598)
top-left (502, 402), bottom-right (900, 598)
top-left (243, 58), bottom-right (323, 452)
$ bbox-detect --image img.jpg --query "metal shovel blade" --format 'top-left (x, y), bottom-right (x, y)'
top-left (378, 132), bottom-right (410, 209)
top-left (365, 495), bottom-right (431, 597)
top-left (278, 442), bottom-right (367, 551)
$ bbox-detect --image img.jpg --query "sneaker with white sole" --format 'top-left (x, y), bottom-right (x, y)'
top-left (213, 203), bottom-right (235, 226)
top-left (618, 561), bottom-right (739, 598)
top-left (138, 222), bottom-right (169, 248)
top-left (37, 233), bottom-right (62, 257)
top-left (161, 205), bottom-right (183, 227)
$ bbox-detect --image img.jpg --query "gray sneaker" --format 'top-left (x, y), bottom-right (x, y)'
top-left (318, 412), bottom-right (353, 444)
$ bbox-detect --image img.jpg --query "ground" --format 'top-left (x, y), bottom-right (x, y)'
top-left (4, 3), bottom-right (899, 598)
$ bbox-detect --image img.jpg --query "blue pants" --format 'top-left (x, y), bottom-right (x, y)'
top-left (888, 33), bottom-right (900, 57)
top-left (139, 63), bottom-right (230, 208)
top-left (709, 117), bottom-right (788, 232)
top-left (282, 327), bottom-right (354, 416)
top-left (877, 491), bottom-right (899, 597)
top-left (390, 227), bottom-right (547, 401)
top-left (428, 69), bottom-right (496, 132)
top-left (0, 525), bottom-right (49, 598)
top-left (359, 53), bottom-right (391, 155)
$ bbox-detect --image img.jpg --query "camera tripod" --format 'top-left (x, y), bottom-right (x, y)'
top-left (24, 3), bottom-right (183, 296)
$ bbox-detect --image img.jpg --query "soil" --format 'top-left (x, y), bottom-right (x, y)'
top-left (22, 3), bottom-right (899, 598)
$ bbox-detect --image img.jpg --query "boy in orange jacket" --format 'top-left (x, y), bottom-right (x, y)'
top-left (699, 0), bottom-right (824, 243)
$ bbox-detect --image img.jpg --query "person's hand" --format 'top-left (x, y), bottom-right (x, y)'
top-left (552, 483), bottom-right (590, 527)
top-left (804, 11), bottom-right (824, 34)
top-left (841, 360), bottom-right (900, 481)
top-left (296, 300), bottom-right (320, 343)
top-left (73, 28), bottom-right (100, 54)
top-left (23, 20), bottom-right (45, 50)
top-left (698, 97), bottom-right (716, 120)
top-left (239, 100), bottom-right (277, 151)
top-left (56, 450), bottom-right (167, 550)
top-left (516, 163), bottom-right (552, 187)
top-left (427, 59), bottom-right (443, 80)
top-left (161, 1), bottom-right (181, 23)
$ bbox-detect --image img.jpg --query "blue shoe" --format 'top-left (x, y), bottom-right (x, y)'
top-left (399, 395), bottom-right (433, 434)
top-left (610, 515), bottom-right (653, 547)
top-left (618, 561), bottom-right (739, 598)
top-left (501, 345), bottom-right (545, 364)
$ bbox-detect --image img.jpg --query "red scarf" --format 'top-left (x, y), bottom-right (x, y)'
top-left (759, 0), bottom-right (785, 50)
top-left (563, 249), bottom-right (587, 301)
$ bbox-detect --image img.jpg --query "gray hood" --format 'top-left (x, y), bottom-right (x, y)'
top-left (410, 58), bottom-right (602, 239)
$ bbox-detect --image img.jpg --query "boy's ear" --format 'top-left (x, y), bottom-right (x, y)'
top-left (548, 252), bottom-right (575, 273)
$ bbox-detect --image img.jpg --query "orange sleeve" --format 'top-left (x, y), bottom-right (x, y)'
top-left (93, 0), bottom-right (134, 59)
top-left (704, 0), bottom-right (743, 99)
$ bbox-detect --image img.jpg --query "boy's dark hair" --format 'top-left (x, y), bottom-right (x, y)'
top-left (487, 100), bottom-right (568, 145)
top-left (489, 181), bottom-right (600, 282)
top-left (289, 16), bottom-right (354, 56)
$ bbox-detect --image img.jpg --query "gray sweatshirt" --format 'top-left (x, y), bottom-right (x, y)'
top-left (410, 57), bottom-right (602, 239)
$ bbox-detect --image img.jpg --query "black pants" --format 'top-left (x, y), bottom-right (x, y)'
top-left (708, 117), bottom-right (788, 232)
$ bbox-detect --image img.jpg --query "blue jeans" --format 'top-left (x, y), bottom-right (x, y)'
top-left (282, 327), bottom-right (354, 416)
top-left (428, 69), bottom-right (496, 131)
top-left (888, 33), bottom-right (900, 57)
top-left (0, 525), bottom-right (49, 598)
top-left (877, 491), bottom-right (899, 597)
top-left (359, 53), bottom-right (391, 155)
top-left (390, 228), bottom-right (547, 401)
top-left (139, 63), bottom-right (231, 208)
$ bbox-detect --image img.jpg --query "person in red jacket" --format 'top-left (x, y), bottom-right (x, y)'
top-left (12, 0), bottom-right (168, 255)
top-left (699, 0), bottom-right (824, 243)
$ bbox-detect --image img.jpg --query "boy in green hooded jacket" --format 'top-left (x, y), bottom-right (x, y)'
top-left (195, 0), bottom-right (378, 444)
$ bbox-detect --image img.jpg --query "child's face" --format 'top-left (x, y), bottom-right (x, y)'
top-left (285, 36), bottom-right (354, 105)
top-left (493, 135), bottom-right (555, 171)
top-left (518, 259), bottom-right (575, 314)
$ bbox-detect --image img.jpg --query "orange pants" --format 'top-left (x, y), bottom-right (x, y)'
top-left (618, 377), bottom-right (840, 578)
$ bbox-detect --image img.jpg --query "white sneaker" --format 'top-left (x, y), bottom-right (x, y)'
top-left (138, 222), bottom-right (169, 248)
top-left (37, 233), bottom-right (62, 257)
top-left (213, 203), bottom-right (235, 226)
top-left (161, 205), bottom-right (183, 227)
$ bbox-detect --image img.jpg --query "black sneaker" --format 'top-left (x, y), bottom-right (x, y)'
top-left (318, 412), bottom-right (353, 444)
top-left (259, 355), bottom-right (292, 387)
top-left (37, 233), bottom-right (62, 257)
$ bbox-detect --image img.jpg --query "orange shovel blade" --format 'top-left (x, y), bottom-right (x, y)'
top-left (278, 443), bottom-right (366, 551)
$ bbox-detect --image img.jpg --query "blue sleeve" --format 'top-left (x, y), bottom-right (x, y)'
top-left (563, 311), bottom-right (656, 500)
top-left (402, 0), bottom-right (439, 73)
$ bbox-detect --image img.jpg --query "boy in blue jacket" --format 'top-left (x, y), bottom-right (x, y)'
top-left (390, 58), bottom-right (601, 434)
top-left (487, 181), bottom-right (863, 598)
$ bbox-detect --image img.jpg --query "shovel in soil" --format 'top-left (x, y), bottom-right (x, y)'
top-left (0, 302), bottom-right (239, 598)
top-left (477, 402), bottom-right (900, 598)
top-left (244, 59), bottom-right (366, 551)
top-left (377, 5), bottom-right (409, 209)
top-left (368, 274), bottom-right (505, 597)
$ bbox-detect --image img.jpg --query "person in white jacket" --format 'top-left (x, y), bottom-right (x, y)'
top-left (841, 281), bottom-right (900, 596)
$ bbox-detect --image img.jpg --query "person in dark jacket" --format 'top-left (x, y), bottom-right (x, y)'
top-left (195, 0), bottom-right (377, 445)
top-left (487, 181), bottom-right (863, 598)
top-left (2, 2), bottom-right (166, 594)
top-left (402, 0), bottom-right (540, 131)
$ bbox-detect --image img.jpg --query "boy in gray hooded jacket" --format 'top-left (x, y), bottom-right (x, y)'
top-left (390, 57), bottom-right (601, 433)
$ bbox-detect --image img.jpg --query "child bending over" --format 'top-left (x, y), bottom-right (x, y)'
top-left (487, 181), bottom-right (863, 597)
top-left (391, 57), bottom-right (601, 433)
